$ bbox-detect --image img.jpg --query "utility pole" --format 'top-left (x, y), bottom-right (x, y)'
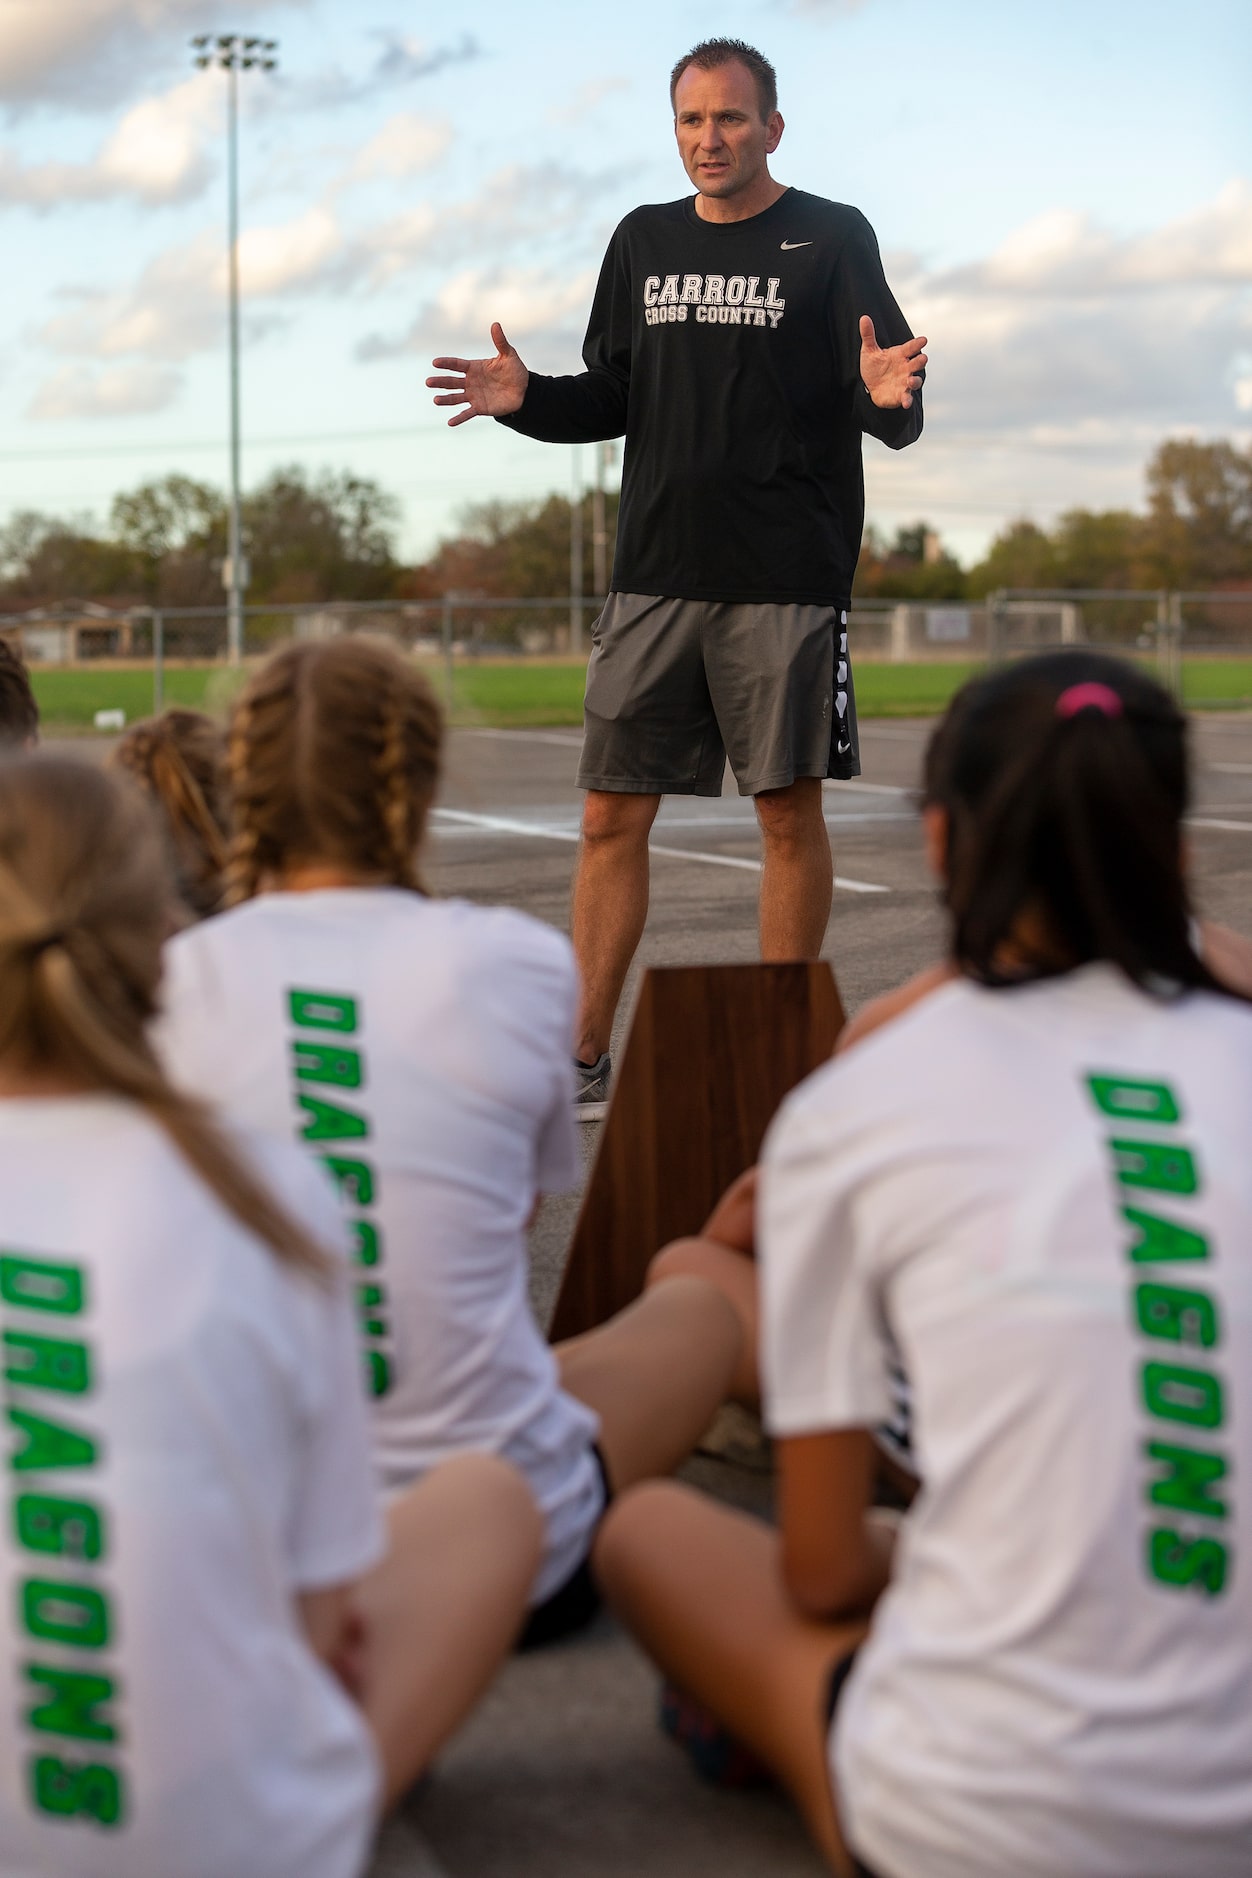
top-left (569, 444), bottom-right (584, 655)
top-left (591, 440), bottom-right (608, 601)
top-left (191, 31), bottom-right (278, 665)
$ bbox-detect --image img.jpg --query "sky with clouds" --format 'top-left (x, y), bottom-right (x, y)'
top-left (1, 0), bottom-right (1249, 567)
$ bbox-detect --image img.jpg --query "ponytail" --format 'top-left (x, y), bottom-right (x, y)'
top-left (0, 758), bottom-right (331, 1278)
top-left (923, 651), bottom-right (1238, 1000)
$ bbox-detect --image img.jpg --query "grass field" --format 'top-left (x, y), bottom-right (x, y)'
top-left (29, 654), bottom-right (1252, 731)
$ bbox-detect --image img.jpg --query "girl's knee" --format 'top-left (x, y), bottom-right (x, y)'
top-left (645, 1236), bottom-right (713, 1290)
top-left (594, 1479), bottom-right (695, 1588)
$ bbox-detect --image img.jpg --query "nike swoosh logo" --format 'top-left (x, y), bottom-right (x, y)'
top-left (780, 240), bottom-right (812, 250)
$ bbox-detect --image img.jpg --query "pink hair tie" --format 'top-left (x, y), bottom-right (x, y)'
top-left (1055, 681), bottom-right (1124, 720)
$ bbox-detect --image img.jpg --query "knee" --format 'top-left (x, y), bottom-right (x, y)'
top-left (645, 1237), bottom-right (712, 1291)
top-left (755, 779), bottom-right (825, 842)
top-left (580, 791), bottom-right (657, 849)
top-left (434, 1452), bottom-right (544, 1561)
top-left (593, 1479), bottom-right (693, 1593)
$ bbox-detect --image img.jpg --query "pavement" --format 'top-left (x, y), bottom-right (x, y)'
top-left (365, 712), bottom-right (1252, 1878)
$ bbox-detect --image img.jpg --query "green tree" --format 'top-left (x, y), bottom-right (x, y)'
top-left (0, 511), bottom-right (134, 608)
top-left (243, 467), bottom-right (401, 602)
top-left (109, 474), bottom-right (226, 605)
top-left (1145, 438), bottom-right (1252, 586)
top-left (966, 520), bottom-right (1059, 597)
top-left (855, 522), bottom-right (966, 600)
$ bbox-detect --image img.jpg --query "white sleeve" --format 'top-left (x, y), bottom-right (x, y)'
top-left (759, 1075), bottom-right (895, 1438)
top-left (473, 912), bottom-right (581, 1195)
top-left (152, 928), bottom-right (222, 1096)
top-left (273, 1154), bottom-right (386, 1589)
top-left (535, 951), bottom-right (580, 1194)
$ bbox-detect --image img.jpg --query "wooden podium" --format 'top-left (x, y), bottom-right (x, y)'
top-left (549, 961), bottom-right (844, 1342)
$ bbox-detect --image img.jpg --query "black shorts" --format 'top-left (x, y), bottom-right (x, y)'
top-left (516, 1443), bottom-right (613, 1652)
top-left (578, 592), bottom-right (861, 797)
top-left (825, 1650), bottom-right (884, 1878)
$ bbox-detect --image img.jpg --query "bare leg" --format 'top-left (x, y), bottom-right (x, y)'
top-left (594, 1480), bottom-right (865, 1876)
top-left (556, 1274), bottom-right (741, 1488)
top-left (755, 777), bottom-right (833, 960)
top-left (570, 788), bottom-right (662, 1063)
top-left (355, 1453), bottom-right (541, 1806)
top-left (646, 1238), bottom-right (761, 1406)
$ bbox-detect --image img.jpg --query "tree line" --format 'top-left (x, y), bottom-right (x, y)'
top-left (1, 438), bottom-right (1248, 616)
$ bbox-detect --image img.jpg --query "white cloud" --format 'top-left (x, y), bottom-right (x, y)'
top-left (28, 362), bottom-right (182, 419)
top-left (547, 78), bottom-right (629, 128)
top-left (936, 179), bottom-right (1252, 296)
top-left (0, 71), bottom-right (220, 207)
top-left (357, 267), bottom-right (598, 369)
top-left (238, 204), bottom-right (342, 296)
top-left (0, 0), bottom-right (294, 110)
top-left (36, 203), bottom-right (344, 363)
top-left (349, 113), bottom-right (451, 183)
top-left (860, 181), bottom-right (1252, 536)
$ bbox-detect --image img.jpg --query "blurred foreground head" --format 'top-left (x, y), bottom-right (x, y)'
top-left (0, 756), bottom-right (324, 1274)
top-left (923, 650), bottom-right (1224, 997)
top-left (0, 638), bottom-right (38, 751)
top-left (225, 636), bottom-right (444, 903)
top-left (110, 708), bottom-right (229, 921)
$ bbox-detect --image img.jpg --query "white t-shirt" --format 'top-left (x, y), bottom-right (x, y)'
top-left (156, 889), bottom-right (600, 1602)
top-left (0, 1095), bottom-right (383, 1878)
top-left (761, 966), bottom-right (1252, 1878)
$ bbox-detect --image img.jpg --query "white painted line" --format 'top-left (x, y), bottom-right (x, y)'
top-left (433, 808), bottom-right (579, 842)
top-left (1188, 817), bottom-right (1252, 833)
top-left (825, 778), bottom-right (913, 797)
top-left (462, 727), bottom-right (585, 748)
top-left (1209, 762), bottom-right (1252, 774)
top-left (430, 807), bottom-right (888, 892)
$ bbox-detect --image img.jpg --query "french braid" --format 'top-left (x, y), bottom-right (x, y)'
top-left (225, 636), bottom-right (443, 899)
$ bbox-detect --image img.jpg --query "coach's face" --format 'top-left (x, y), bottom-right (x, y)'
top-left (673, 60), bottom-right (783, 201)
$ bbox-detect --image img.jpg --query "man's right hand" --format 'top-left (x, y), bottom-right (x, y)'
top-left (426, 322), bottom-right (529, 427)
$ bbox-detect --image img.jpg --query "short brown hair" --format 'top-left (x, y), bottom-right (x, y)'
top-left (670, 38), bottom-right (778, 120)
top-left (225, 636), bottom-right (444, 905)
top-left (0, 636), bottom-right (38, 749)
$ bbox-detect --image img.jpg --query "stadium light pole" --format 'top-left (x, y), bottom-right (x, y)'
top-left (191, 31), bottom-right (278, 665)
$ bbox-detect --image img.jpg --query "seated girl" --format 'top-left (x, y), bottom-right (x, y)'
top-left (110, 709), bottom-right (231, 921)
top-left (155, 637), bottom-right (743, 1645)
top-left (594, 651), bottom-right (1252, 1878)
top-left (0, 756), bottom-right (540, 1878)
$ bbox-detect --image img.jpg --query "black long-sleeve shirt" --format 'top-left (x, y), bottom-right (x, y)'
top-left (497, 187), bottom-right (922, 607)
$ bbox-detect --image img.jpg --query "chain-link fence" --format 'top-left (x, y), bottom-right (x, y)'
top-left (4, 588), bottom-right (1252, 723)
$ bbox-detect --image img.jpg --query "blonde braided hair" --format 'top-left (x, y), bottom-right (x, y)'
top-left (0, 758), bottom-right (331, 1279)
top-left (110, 710), bottom-right (229, 920)
top-left (225, 637), bottom-right (443, 902)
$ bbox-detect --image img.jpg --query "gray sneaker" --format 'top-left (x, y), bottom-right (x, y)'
top-left (574, 1052), bottom-right (611, 1122)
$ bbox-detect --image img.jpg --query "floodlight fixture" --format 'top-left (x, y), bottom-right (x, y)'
top-left (189, 30), bottom-right (281, 665)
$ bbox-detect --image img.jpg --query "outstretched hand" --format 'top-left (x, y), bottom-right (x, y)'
top-left (426, 321), bottom-right (529, 427)
top-left (859, 316), bottom-right (928, 410)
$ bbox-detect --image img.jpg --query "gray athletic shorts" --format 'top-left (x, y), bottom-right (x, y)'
top-left (578, 592), bottom-right (860, 797)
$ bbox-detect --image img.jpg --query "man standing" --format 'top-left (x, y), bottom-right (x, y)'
top-left (428, 37), bottom-right (926, 1116)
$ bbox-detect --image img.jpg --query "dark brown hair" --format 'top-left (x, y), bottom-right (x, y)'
top-left (110, 709), bottom-right (230, 921)
top-left (0, 757), bottom-right (330, 1276)
top-left (225, 636), bottom-right (444, 904)
top-left (670, 38), bottom-right (778, 119)
top-left (0, 637), bottom-right (39, 749)
top-left (922, 650), bottom-right (1235, 999)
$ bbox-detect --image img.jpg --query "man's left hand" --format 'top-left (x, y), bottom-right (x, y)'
top-left (859, 316), bottom-right (928, 410)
